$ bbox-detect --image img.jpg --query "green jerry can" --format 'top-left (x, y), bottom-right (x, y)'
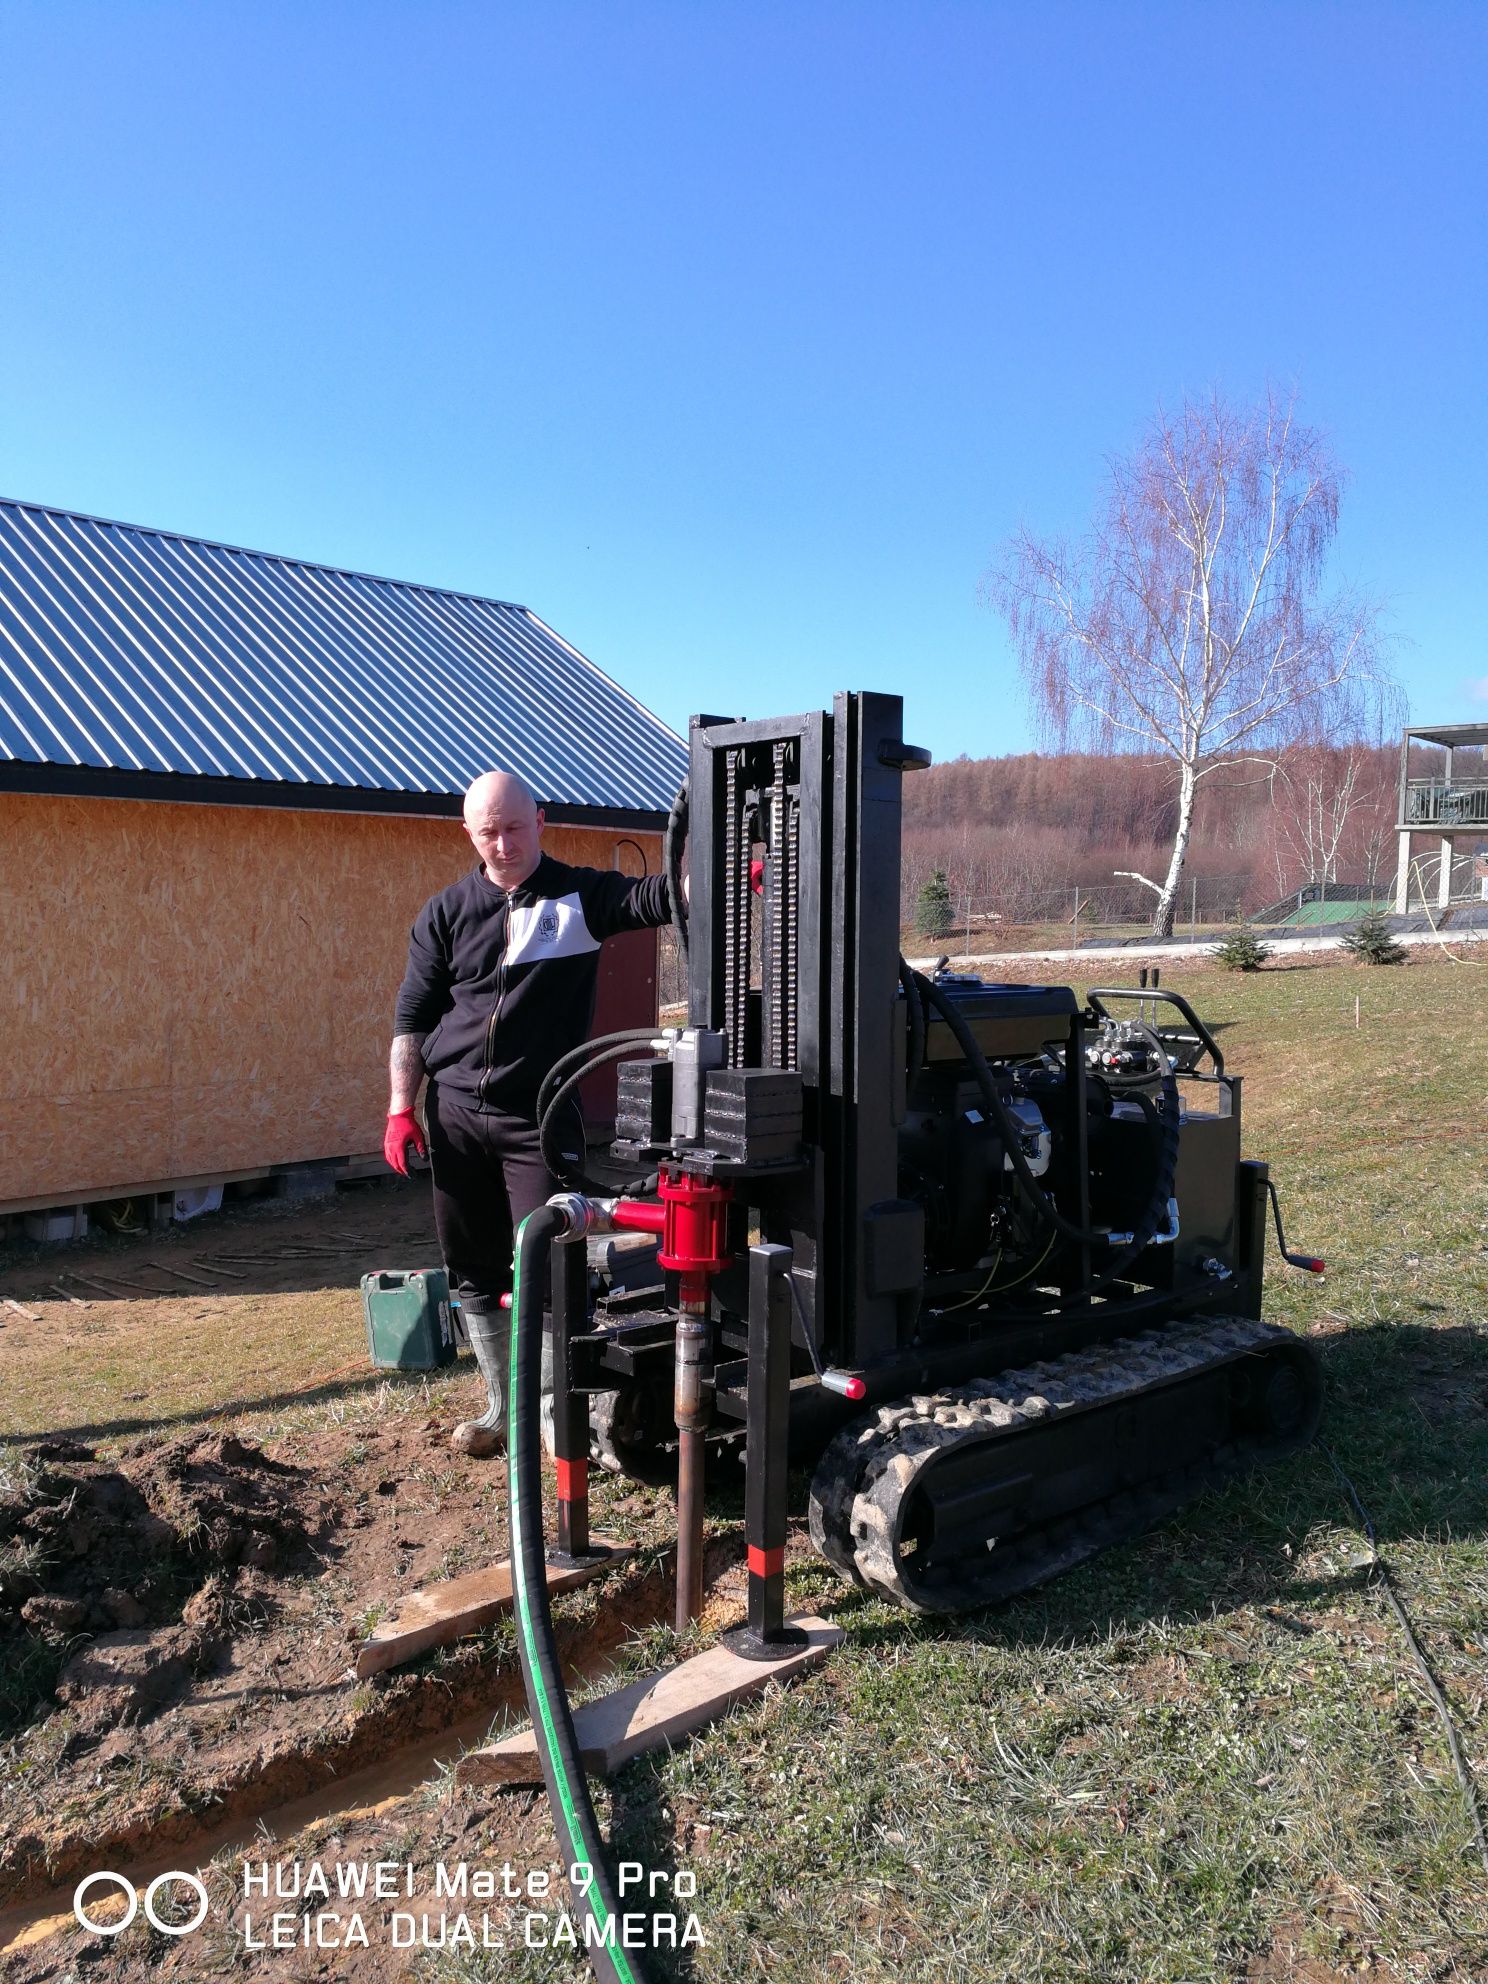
top-left (361, 1268), bottom-right (458, 1371)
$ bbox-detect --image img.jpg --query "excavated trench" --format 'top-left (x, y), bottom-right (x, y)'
top-left (0, 1563), bottom-right (689, 1958)
top-left (0, 1418), bottom-right (731, 1956)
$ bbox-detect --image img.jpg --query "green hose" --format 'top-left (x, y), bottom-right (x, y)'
top-left (507, 1205), bottom-right (652, 1984)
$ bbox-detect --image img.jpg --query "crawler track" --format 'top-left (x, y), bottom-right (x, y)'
top-left (808, 1316), bottom-right (1322, 1613)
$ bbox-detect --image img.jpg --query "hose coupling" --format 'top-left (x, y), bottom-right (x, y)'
top-left (1151, 1198), bottom-right (1181, 1246)
top-left (544, 1192), bottom-right (611, 1239)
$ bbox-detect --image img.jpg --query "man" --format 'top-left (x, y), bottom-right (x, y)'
top-left (385, 770), bottom-right (676, 1455)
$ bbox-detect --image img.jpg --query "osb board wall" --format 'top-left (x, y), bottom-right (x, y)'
top-left (0, 794), bottom-right (661, 1208)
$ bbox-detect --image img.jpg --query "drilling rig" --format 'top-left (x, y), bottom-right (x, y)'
top-left (503, 692), bottom-right (1322, 1974)
top-left (536, 691), bottom-right (1321, 1626)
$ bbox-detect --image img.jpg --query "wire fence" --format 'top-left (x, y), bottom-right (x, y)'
top-left (656, 858), bottom-right (1488, 999)
top-left (907, 866), bottom-right (1488, 956)
top-left (908, 872), bottom-right (1255, 955)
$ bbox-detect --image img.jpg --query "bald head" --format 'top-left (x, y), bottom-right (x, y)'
top-left (462, 771), bottom-right (545, 890)
top-left (463, 769), bottom-right (538, 827)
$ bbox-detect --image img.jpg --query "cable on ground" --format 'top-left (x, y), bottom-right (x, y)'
top-left (1318, 1439), bottom-right (1488, 1878)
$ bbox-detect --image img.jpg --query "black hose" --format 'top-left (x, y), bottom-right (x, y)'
top-left (664, 778), bottom-right (690, 963)
top-left (538, 1042), bottom-right (664, 1192)
top-left (536, 1029), bottom-right (661, 1192)
top-left (537, 1028), bottom-right (661, 1130)
top-left (912, 967), bottom-right (1180, 1285)
top-left (507, 1205), bottom-right (652, 1984)
top-left (1050, 1082), bottom-right (1176, 1307)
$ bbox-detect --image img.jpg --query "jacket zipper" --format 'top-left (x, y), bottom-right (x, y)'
top-left (478, 899), bottom-right (510, 1111)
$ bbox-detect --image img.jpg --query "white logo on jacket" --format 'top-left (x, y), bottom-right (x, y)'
top-left (506, 894), bottom-right (599, 968)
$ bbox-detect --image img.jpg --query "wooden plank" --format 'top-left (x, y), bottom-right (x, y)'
top-left (456, 1613), bottom-right (843, 1788)
top-left (49, 1282), bottom-right (88, 1307)
top-left (4, 1298), bottom-right (42, 1322)
top-left (144, 1261), bottom-right (219, 1287)
top-left (355, 1540), bottom-right (634, 1679)
top-left (60, 1273), bottom-right (140, 1298)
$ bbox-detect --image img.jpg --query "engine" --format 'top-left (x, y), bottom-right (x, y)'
top-left (894, 971), bottom-right (1187, 1297)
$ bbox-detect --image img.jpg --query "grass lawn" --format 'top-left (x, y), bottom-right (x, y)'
top-left (490, 954), bottom-right (1488, 1983)
top-left (3, 955), bottom-right (1486, 1981)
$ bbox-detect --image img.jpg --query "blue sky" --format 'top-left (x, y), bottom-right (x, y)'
top-left (2, 1), bottom-right (1483, 764)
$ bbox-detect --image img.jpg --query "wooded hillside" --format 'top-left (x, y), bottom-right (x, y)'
top-left (901, 740), bottom-right (1480, 924)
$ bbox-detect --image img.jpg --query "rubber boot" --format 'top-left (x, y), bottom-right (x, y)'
top-left (452, 1314), bottom-right (555, 1458)
top-left (451, 1310), bottom-right (509, 1457)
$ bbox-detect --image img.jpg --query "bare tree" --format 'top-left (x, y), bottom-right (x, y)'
top-left (989, 389), bottom-right (1394, 935)
top-left (1269, 745), bottom-right (1360, 889)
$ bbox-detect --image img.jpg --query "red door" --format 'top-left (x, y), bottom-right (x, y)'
top-left (581, 926), bottom-right (659, 1131)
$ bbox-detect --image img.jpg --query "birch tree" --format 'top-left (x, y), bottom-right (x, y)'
top-left (1267, 743), bottom-right (1393, 893)
top-left (989, 389), bottom-right (1392, 936)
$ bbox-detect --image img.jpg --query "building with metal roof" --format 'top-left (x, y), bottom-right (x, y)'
top-left (1394, 720), bottom-right (1488, 913)
top-left (0, 498), bottom-right (686, 823)
top-left (0, 499), bottom-right (683, 1227)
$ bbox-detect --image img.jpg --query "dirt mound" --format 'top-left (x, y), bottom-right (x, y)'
top-left (0, 1430), bottom-right (338, 1727)
top-left (119, 1429), bottom-right (339, 1567)
top-left (0, 1410), bottom-right (512, 1912)
top-left (54, 1622), bottom-right (220, 1736)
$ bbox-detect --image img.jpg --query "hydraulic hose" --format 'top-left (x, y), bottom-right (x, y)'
top-left (664, 779), bottom-right (690, 963)
top-left (537, 1028), bottom-right (662, 1130)
top-left (538, 1039), bottom-right (664, 1194)
top-left (911, 967), bottom-right (1181, 1288)
top-left (507, 1203), bottom-right (653, 1984)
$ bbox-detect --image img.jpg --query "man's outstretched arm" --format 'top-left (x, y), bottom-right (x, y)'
top-left (582, 867), bottom-right (687, 938)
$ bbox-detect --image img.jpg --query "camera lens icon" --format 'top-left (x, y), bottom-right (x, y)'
top-left (73, 1870), bottom-right (210, 1937)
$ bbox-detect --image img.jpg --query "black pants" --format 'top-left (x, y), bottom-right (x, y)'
top-left (424, 1085), bottom-right (583, 1317)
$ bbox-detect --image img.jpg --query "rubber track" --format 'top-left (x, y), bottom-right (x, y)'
top-left (807, 1315), bottom-right (1319, 1614)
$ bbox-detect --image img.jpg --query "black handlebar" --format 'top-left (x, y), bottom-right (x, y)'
top-left (1085, 987), bottom-right (1225, 1077)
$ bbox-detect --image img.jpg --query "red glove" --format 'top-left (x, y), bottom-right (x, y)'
top-left (384, 1109), bottom-right (427, 1176)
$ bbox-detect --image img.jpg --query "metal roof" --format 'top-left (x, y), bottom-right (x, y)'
top-left (0, 499), bottom-right (687, 818)
top-left (1403, 722), bottom-right (1488, 750)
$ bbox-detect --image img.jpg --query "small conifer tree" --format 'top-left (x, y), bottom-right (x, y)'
top-left (1341, 910), bottom-right (1407, 965)
top-left (916, 869), bottom-right (954, 940)
top-left (1213, 922), bottom-right (1271, 972)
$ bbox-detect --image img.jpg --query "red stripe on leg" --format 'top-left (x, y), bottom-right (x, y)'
top-left (555, 1456), bottom-right (588, 1502)
top-left (747, 1544), bottom-right (785, 1580)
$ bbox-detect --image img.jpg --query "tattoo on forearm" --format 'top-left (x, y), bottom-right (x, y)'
top-left (389, 1032), bottom-right (427, 1110)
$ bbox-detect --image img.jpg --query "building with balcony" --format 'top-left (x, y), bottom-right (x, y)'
top-left (1396, 722), bottom-right (1488, 912)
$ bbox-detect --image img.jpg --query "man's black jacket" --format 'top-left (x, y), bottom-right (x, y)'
top-left (393, 853), bottom-right (671, 1115)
